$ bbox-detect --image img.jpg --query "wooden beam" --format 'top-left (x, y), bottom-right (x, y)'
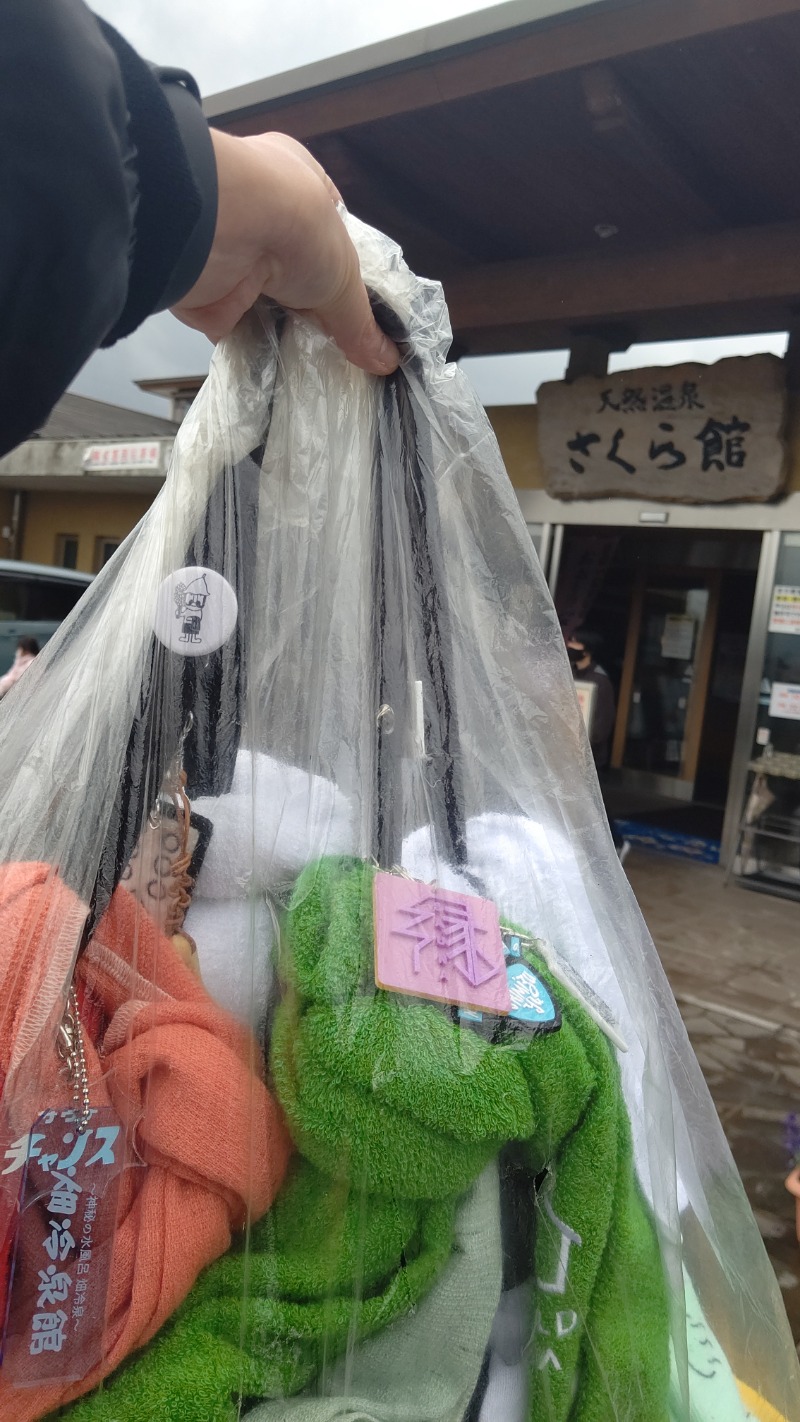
top-left (579, 64), bottom-right (726, 229)
top-left (444, 220), bottom-right (800, 335)
top-left (611, 568), bottom-right (645, 770)
top-left (217, 0), bottom-right (800, 139)
top-left (310, 133), bottom-right (516, 265)
top-left (450, 301), bottom-right (792, 354)
top-left (565, 330), bottom-right (627, 380)
top-left (783, 319), bottom-right (800, 391)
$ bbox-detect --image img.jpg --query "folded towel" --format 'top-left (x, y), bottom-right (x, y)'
top-left (669, 1269), bottom-right (765, 1422)
top-left (192, 751), bottom-right (356, 901)
top-left (183, 896), bottom-right (275, 1029)
top-left (402, 813), bottom-right (686, 1214)
top-left (271, 856), bottom-right (536, 1198)
top-left (0, 863), bottom-right (291, 1421)
top-left (59, 1157), bottom-right (457, 1422)
top-left (246, 1162), bottom-right (502, 1422)
top-left (273, 858), bottom-right (669, 1421)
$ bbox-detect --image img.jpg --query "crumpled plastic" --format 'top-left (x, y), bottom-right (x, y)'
top-left (0, 213), bottom-right (795, 1421)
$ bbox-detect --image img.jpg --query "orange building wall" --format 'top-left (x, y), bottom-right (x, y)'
top-left (21, 492), bottom-right (153, 573)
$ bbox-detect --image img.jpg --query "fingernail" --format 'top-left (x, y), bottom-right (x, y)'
top-left (375, 333), bottom-right (400, 373)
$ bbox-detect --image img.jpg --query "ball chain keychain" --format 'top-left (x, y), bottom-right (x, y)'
top-left (56, 987), bottom-right (92, 1132)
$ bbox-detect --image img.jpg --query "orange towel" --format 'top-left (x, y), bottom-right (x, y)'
top-left (0, 862), bottom-right (290, 1419)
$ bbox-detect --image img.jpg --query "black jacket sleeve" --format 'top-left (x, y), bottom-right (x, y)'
top-left (0, 0), bottom-right (218, 457)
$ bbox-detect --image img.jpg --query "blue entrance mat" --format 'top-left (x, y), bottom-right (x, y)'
top-left (612, 819), bottom-right (720, 865)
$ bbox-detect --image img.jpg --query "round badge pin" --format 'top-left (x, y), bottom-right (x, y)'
top-left (154, 566), bottom-right (238, 657)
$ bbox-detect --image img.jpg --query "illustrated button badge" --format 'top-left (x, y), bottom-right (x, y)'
top-left (154, 566), bottom-right (238, 657)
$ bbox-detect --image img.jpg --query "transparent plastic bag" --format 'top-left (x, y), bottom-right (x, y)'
top-left (0, 215), bottom-right (797, 1422)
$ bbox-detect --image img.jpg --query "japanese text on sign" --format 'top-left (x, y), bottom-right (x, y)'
top-left (768, 586), bottom-right (800, 636)
top-left (1, 1106), bottom-right (123, 1384)
top-left (82, 443), bottom-right (162, 470)
top-left (537, 356), bottom-right (787, 504)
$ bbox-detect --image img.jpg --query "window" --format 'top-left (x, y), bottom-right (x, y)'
top-left (55, 534), bottom-right (79, 570)
top-left (93, 537), bottom-right (121, 573)
top-left (0, 574), bottom-right (89, 622)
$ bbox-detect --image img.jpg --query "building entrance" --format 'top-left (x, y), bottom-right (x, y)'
top-left (552, 527), bottom-right (762, 846)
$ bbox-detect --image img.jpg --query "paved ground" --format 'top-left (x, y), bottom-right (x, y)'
top-left (625, 850), bottom-right (800, 1350)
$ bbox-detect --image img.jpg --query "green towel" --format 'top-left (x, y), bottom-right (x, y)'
top-left (58, 1158), bottom-right (455, 1422)
top-left (245, 1161), bottom-right (502, 1422)
top-left (274, 858), bottom-right (669, 1422)
top-left (60, 857), bottom-right (669, 1422)
top-left (271, 858), bottom-right (537, 1198)
top-left (523, 1006), bottom-right (670, 1421)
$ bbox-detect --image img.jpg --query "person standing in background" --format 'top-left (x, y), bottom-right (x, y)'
top-left (0, 638), bottom-right (39, 699)
top-left (567, 632), bottom-right (629, 861)
top-left (567, 632), bottom-right (617, 771)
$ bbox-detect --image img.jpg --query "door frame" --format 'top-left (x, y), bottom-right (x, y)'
top-left (609, 565), bottom-right (721, 793)
top-left (518, 491), bottom-right (790, 865)
top-left (719, 530), bottom-right (782, 867)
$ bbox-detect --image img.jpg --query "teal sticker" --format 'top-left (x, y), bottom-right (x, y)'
top-left (507, 963), bottom-right (556, 1023)
top-left (505, 934), bottom-right (522, 958)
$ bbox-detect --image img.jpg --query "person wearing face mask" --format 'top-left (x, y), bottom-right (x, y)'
top-left (566, 632), bottom-right (617, 772)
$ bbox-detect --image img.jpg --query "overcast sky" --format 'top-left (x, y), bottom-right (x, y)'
top-left (72, 1), bottom-right (787, 417)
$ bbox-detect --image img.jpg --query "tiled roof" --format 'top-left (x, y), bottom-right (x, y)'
top-left (35, 393), bottom-right (179, 441)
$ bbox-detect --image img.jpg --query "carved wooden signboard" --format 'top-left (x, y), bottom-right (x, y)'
top-left (537, 355), bottom-right (787, 503)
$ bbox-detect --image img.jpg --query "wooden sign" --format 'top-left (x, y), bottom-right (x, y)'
top-left (537, 355), bottom-right (787, 503)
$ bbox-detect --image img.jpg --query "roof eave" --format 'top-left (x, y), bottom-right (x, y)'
top-left (204, 0), bottom-right (610, 121)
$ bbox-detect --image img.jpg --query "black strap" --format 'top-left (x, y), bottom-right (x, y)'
top-left (372, 301), bottom-right (467, 870)
top-left (85, 443), bottom-right (263, 935)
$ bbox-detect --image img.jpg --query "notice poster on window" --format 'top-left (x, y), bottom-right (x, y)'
top-left (661, 614), bottom-right (695, 660)
top-left (768, 682), bottom-right (800, 720)
top-left (574, 679), bottom-right (597, 738)
top-left (768, 586), bottom-right (800, 635)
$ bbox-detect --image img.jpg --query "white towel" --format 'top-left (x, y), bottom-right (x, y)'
top-left (192, 749), bottom-right (356, 900)
top-left (184, 749), bottom-right (355, 1025)
top-left (183, 895), bottom-right (275, 1030)
top-left (478, 1283), bottom-right (531, 1422)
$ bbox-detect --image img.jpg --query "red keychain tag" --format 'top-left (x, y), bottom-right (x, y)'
top-left (1, 1106), bottom-right (125, 1386)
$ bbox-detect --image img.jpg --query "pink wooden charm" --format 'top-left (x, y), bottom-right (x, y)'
top-left (373, 871), bottom-right (510, 1014)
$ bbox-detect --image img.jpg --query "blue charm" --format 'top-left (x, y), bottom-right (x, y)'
top-left (506, 962), bottom-right (557, 1023)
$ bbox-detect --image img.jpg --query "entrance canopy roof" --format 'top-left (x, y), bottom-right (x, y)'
top-left (207, 0), bottom-right (800, 356)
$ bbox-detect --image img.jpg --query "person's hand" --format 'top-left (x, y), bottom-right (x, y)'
top-left (172, 130), bottom-right (399, 376)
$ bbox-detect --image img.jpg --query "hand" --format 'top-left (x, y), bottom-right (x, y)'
top-left (172, 130), bottom-right (400, 376)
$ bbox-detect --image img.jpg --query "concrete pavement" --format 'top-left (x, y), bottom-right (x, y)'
top-left (626, 850), bottom-right (800, 1350)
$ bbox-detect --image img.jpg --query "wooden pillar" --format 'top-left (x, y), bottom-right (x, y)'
top-left (564, 324), bottom-right (633, 382)
top-left (783, 319), bottom-right (800, 393)
top-left (611, 568), bottom-right (645, 770)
